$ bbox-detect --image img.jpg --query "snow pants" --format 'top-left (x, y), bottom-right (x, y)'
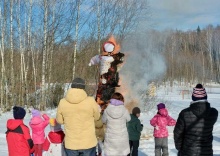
top-left (34, 144), bottom-right (43, 156)
top-left (154, 137), bottom-right (168, 156)
top-left (127, 140), bottom-right (139, 156)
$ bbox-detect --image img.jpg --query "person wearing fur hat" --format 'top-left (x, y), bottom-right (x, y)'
top-left (127, 107), bottom-right (143, 156)
top-left (42, 118), bottom-right (65, 156)
top-left (56, 77), bottom-right (100, 156)
top-left (102, 92), bottom-right (131, 156)
top-left (6, 106), bottom-right (35, 156)
top-left (150, 103), bottom-right (176, 156)
top-left (29, 109), bottom-right (50, 156)
top-left (174, 83), bottom-right (218, 156)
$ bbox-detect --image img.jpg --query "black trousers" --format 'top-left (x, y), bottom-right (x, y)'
top-left (127, 140), bottom-right (139, 156)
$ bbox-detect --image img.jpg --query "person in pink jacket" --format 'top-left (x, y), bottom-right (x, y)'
top-left (150, 103), bottom-right (176, 156)
top-left (29, 109), bottom-right (50, 156)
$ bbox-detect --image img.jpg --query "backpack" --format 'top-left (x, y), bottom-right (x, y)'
top-left (42, 136), bottom-right (66, 156)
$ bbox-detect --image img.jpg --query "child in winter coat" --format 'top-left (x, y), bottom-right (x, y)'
top-left (42, 118), bottom-right (65, 156)
top-left (150, 103), bottom-right (176, 156)
top-left (6, 106), bottom-right (35, 156)
top-left (102, 92), bottom-right (131, 156)
top-left (127, 107), bottom-right (143, 156)
top-left (29, 109), bottom-right (50, 156)
top-left (95, 108), bottom-right (105, 156)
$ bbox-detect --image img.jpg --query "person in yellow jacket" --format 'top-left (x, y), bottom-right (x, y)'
top-left (56, 78), bottom-right (100, 156)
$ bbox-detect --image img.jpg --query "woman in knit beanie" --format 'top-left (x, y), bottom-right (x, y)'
top-left (191, 83), bottom-right (207, 101)
top-left (174, 83), bottom-right (218, 156)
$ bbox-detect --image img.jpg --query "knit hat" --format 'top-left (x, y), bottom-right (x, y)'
top-left (50, 118), bottom-right (62, 132)
top-left (13, 106), bottom-right (26, 119)
top-left (132, 107), bottom-right (141, 115)
top-left (157, 103), bottom-right (165, 110)
top-left (192, 83), bottom-right (207, 101)
top-left (71, 78), bottom-right (85, 89)
top-left (31, 109), bottom-right (41, 117)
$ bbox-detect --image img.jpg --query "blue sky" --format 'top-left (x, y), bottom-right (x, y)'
top-left (147, 0), bottom-right (220, 31)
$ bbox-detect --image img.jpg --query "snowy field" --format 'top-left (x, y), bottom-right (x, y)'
top-left (0, 84), bottom-right (219, 156)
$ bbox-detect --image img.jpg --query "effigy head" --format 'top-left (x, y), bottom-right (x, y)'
top-left (102, 35), bottom-right (121, 56)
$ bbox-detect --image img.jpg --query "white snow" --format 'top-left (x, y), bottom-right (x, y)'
top-left (0, 84), bottom-right (219, 156)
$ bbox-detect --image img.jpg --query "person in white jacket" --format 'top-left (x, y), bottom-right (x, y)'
top-left (102, 92), bottom-right (131, 156)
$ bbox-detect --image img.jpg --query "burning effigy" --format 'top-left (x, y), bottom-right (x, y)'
top-left (89, 35), bottom-right (124, 109)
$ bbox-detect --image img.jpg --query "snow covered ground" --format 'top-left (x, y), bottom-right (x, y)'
top-left (0, 84), bottom-right (219, 156)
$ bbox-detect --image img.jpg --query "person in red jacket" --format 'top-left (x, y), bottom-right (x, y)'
top-left (43, 118), bottom-right (65, 156)
top-left (6, 106), bottom-right (35, 156)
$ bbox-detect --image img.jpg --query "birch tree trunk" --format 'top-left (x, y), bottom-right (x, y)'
top-left (10, 0), bottom-right (15, 106)
top-left (17, 0), bottom-right (25, 105)
top-left (25, 0), bottom-right (33, 107)
top-left (0, 5), bottom-right (7, 110)
top-left (72, 0), bottom-right (80, 80)
top-left (206, 28), bottom-right (214, 80)
top-left (41, 0), bottom-right (48, 110)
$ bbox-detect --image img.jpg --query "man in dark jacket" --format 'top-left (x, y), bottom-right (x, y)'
top-left (127, 107), bottom-right (143, 156)
top-left (174, 84), bottom-right (218, 156)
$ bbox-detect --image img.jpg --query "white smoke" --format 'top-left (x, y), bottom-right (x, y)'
top-left (118, 30), bottom-right (168, 108)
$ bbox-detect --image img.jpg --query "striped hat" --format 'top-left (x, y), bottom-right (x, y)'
top-left (192, 84), bottom-right (207, 101)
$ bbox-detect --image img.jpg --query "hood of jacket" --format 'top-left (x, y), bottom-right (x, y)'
top-left (190, 100), bottom-right (211, 118)
top-left (30, 116), bottom-right (43, 125)
top-left (106, 104), bottom-right (126, 119)
top-left (65, 88), bottom-right (87, 104)
top-left (48, 131), bottom-right (65, 143)
top-left (7, 119), bottom-right (23, 130)
top-left (158, 108), bottom-right (168, 117)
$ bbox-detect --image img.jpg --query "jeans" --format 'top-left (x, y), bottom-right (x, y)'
top-left (65, 146), bottom-right (96, 156)
top-left (127, 140), bottom-right (139, 156)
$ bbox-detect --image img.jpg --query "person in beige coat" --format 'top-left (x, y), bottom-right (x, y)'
top-left (56, 78), bottom-right (100, 156)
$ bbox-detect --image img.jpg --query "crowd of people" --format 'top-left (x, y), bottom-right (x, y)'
top-left (5, 79), bottom-right (218, 156)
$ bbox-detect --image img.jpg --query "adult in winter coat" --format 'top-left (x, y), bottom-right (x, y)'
top-left (6, 106), bottom-right (35, 156)
top-left (127, 107), bottom-right (143, 156)
top-left (56, 77), bottom-right (100, 156)
top-left (150, 103), bottom-right (176, 156)
top-left (174, 84), bottom-right (218, 156)
top-left (102, 92), bottom-right (131, 156)
top-left (29, 109), bottom-right (50, 156)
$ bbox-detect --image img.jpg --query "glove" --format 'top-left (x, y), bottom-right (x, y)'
top-left (155, 125), bottom-right (159, 130)
top-left (141, 124), bottom-right (143, 127)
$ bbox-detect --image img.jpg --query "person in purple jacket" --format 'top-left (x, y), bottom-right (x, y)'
top-left (29, 109), bottom-right (50, 156)
top-left (150, 103), bottom-right (176, 156)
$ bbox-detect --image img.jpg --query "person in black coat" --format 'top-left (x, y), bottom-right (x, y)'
top-left (174, 84), bottom-right (218, 156)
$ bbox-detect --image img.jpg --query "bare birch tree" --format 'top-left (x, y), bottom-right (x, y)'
top-left (10, 0), bottom-right (15, 105)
